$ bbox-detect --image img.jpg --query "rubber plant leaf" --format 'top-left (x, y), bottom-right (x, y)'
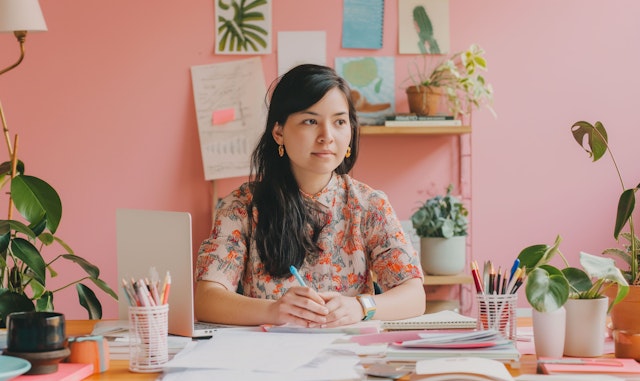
top-left (0, 291), bottom-right (34, 326)
top-left (10, 237), bottom-right (46, 285)
top-left (77, 283), bottom-right (102, 319)
top-left (11, 175), bottom-right (62, 234)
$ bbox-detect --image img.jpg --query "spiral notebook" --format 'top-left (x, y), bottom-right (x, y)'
top-left (382, 310), bottom-right (477, 330)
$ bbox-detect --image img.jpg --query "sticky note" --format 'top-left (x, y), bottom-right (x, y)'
top-left (212, 108), bottom-right (235, 125)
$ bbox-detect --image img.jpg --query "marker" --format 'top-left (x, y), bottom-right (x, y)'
top-left (509, 258), bottom-right (520, 282)
top-left (289, 265), bottom-right (307, 287)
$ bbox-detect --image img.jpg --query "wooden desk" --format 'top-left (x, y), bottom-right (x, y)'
top-left (67, 318), bottom-right (538, 379)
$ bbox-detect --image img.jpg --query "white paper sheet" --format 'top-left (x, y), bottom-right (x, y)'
top-left (163, 329), bottom-right (344, 372)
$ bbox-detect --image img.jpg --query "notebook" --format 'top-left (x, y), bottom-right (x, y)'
top-left (116, 208), bottom-right (228, 337)
top-left (382, 310), bottom-right (477, 330)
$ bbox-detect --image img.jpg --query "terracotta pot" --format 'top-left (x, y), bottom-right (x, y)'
top-left (406, 85), bottom-right (443, 116)
top-left (606, 284), bottom-right (640, 360)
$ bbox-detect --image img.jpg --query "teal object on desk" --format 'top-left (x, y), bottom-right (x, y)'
top-left (0, 355), bottom-right (31, 381)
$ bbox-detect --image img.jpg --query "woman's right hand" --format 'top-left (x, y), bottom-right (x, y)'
top-left (271, 286), bottom-right (329, 327)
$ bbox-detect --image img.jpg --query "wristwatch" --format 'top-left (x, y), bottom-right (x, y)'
top-left (356, 294), bottom-right (376, 321)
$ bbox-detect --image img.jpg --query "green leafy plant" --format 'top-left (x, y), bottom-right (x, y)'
top-left (411, 184), bottom-right (468, 238)
top-left (405, 44), bottom-right (495, 118)
top-left (517, 235), bottom-right (628, 313)
top-left (217, 0), bottom-right (268, 52)
top-left (571, 121), bottom-right (639, 285)
top-left (0, 138), bottom-right (117, 325)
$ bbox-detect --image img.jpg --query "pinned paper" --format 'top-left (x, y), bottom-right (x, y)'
top-left (211, 108), bottom-right (235, 125)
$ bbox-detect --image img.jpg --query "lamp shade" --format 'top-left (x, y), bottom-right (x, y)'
top-left (0, 0), bottom-right (47, 33)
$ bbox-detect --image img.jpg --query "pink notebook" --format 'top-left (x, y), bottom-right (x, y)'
top-left (538, 357), bottom-right (640, 375)
top-left (15, 363), bottom-right (94, 381)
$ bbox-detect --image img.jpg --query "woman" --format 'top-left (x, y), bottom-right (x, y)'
top-left (195, 64), bottom-right (425, 327)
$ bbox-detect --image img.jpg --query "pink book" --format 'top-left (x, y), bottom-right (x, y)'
top-left (15, 363), bottom-right (94, 381)
top-left (538, 357), bottom-right (640, 375)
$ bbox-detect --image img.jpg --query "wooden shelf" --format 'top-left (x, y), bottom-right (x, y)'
top-left (360, 125), bottom-right (471, 135)
top-left (424, 273), bottom-right (473, 286)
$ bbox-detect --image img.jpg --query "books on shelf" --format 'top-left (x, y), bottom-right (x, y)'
top-left (386, 113), bottom-right (455, 121)
top-left (384, 115), bottom-right (462, 127)
top-left (382, 310), bottom-right (477, 331)
top-left (537, 357), bottom-right (640, 376)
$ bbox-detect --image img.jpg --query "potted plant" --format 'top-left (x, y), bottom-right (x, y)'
top-left (411, 184), bottom-right (468, 275)
top-left (571, 120), bottom-right (640, 359)
top-left (0, 132), bottom-right (118, 326)
top-left (404, 44), bottom-right (495, 119)
top-left (517, 235), bottom-right (628, 357)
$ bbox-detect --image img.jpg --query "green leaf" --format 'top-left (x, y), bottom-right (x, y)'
top-left (517, 244), bottom-right (548, 273)
top-left (76, 283), bottom-right (102, 319)
top-left (525, 267), bottom-right (569, 312)
top-left (89, 277), bottom-right (119, 300)
top-left (62, 254), bottom-right (99, 278)
top-left (11, 175), bottom-right (62, 234)
top-left (615, 188), bottom-right (636, 239)
top-left (35, 291), bottom-right (54, 311)
top-left (10, 238), bottom-right (46, 285)
top-left (562, 267), bottom-right (593, 294)
top-left (571, 121), bottom-right (608, 162)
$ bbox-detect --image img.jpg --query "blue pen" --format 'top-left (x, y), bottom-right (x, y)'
top-left (508, 258), bottom-right (520, 282)
top-left (289, 265), bottom-right (307, 287)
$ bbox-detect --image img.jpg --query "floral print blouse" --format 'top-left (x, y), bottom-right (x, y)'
top-left (195, 174), bottom-right (423, 298)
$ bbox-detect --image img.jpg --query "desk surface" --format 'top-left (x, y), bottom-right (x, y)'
top-left (66, 318), bottom-right (539, 380)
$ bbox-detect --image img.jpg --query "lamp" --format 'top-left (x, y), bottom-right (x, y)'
top-left (0, 0), bottom-right (46, 218)
top-left (0, 0), bottom-right (47, 76)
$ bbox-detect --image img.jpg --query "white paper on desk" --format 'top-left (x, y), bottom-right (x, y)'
top-left (164, 330), bottom-right (344, 372)
top-left (161, 351), bottom-right (361, 381)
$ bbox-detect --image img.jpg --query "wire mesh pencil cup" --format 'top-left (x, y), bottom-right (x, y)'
top-left (128, 304), bottom-right (169, 372)
top-left (476, 293), bottom-right (517, 341)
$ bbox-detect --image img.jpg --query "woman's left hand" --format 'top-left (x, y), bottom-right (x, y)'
top-left (315, 292), bottom-right (363, 327)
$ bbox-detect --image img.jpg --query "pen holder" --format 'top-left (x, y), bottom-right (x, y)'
top-left (128, 304), bottom-right (169, 373)
top-left (476, 293), bottom-right (517, 341)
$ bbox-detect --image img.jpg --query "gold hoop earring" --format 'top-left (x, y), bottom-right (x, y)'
top-left (278, 145), bottom-right (285, 157)
top-left (345, 146), bottom-right (351, 158)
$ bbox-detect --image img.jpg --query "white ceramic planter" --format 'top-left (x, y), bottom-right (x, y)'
top-left (420, 236), bottom-right (466, 275)
top-left (532, 307), bottom-right (566, 358)
top-left (563, 297), bottom-right (608, 357)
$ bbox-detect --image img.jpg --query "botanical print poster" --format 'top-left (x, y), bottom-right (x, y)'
top-left (335, 56), bottom-right (395, 125)
top-left (215, 0), bottom-right (272, 54)
top-left (398, 0), bottom-right (450, 55)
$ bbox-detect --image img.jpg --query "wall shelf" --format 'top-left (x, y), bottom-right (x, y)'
top-left (360, 125), bottom-right (471, 135)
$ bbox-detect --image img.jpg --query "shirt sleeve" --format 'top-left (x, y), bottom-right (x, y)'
top-left (364, 190), bottom-right (424, 291)
top-left (195, 186), bottom-right (252, 292)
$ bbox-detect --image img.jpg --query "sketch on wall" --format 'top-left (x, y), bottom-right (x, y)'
top-left (398, 0), bottom-right (450, 55)
top-left (335, 56), bottom-right (395, 125)
top-left (190, 57), bottom-right (267, 180)
top-left (215, 0), bottom-right (272, 54)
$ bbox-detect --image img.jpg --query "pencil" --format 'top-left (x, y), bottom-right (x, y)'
top-left (289, 265), bottom-right (307, 287)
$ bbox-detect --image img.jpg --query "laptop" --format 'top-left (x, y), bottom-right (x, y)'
top-left (116, 208), bottom-right (225, 337)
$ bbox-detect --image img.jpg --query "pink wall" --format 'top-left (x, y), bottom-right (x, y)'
top-left (1, 0), bottom-right (638, 318)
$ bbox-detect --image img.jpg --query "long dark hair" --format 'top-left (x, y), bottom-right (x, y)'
top-left (249, 64), bottom-right (360, 277)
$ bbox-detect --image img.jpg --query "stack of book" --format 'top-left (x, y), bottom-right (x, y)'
top-left (383, 329), bottom-right (520, 367)
top-left (384, 114), bottom-right (461, 127)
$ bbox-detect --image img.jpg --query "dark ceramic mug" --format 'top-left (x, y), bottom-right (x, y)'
top-left (6, 311), bottom-right (67, 353)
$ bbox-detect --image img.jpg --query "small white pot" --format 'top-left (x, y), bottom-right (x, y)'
top-left (564, 297), bottom-right (608, 357)
top-left (532, 307), bottom-right (566, 358)
top-left (420, 236), bottom-right (466, 275)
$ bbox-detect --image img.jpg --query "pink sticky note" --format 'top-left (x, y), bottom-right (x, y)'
top-left (212, 108), bottom-right (235, 125)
